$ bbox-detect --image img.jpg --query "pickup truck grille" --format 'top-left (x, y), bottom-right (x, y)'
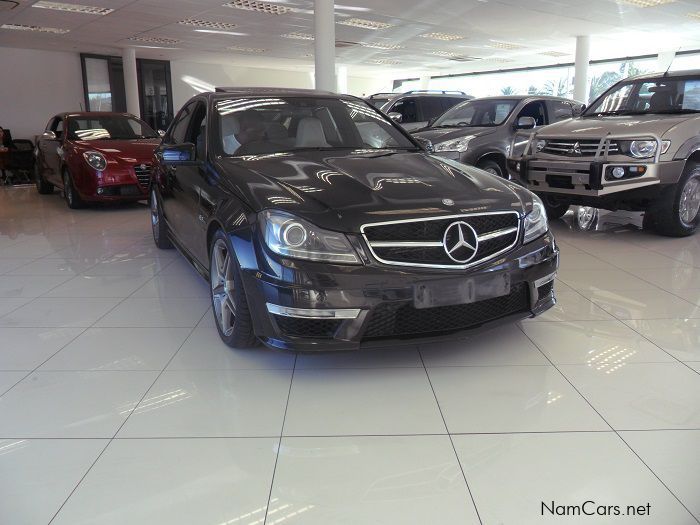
top-left (362, 212), bottom-right (520, 269)
top-left (542, 139), bottom-right (619, 157)
top-left (133, 164), bottom-right (152, 188)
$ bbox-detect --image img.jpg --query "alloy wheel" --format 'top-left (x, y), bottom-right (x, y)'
top-left (64, 174), bottom-right (73, 205)
top-left (679, 175), bottom-right (700, 227)
top-left (211, 238), bottom-right (236, 337)
top-left (576, 206), bottom-right (598, 230)
top-left (150, 189), bottom-right (159, 242)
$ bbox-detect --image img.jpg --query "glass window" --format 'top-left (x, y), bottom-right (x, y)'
top-left (549, 100), bottom-right (574, 122)
top-left (390, 98), bottom-right (418, 123)
top-left (517, 101), bottom-right (547, 126)
top-left (171, 103), bottom-right (195, 144)
top-left (84, 57), bottom-right (113, 112)
top-left (215, 96), bottom-right (416, 156)
top-left (67, 116), bottom-right (157, 141)
top-left (417, 98), bottom-right (445, 121)
top-left (433, 99), bottom-right (518, 127)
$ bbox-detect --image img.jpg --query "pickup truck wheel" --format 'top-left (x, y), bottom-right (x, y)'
top-left (652, 164), bottom-right (700, 237)
top-left (540, 195), bottom-right (570, 221)
top-left (477, 159), bottom-right (505, 178)
top-left (209, 231), bottom-right (258, 349)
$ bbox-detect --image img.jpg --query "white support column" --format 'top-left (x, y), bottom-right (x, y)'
top-left (336, 65), bottom-right (348, 94)
top-left (573, 35), bottom-right (591, 103)
top-left (314, 0), bottom-right (336, 92)
top-left (122, 47), bottom-right (140, 116)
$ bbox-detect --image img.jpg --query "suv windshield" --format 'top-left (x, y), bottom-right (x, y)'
top-left (432, 99), bottom-right (518, 128)
top-left (67, 116), bottom-right (158, 140)
top-left (215, 96), bottom-right (416, 156)
top-left (584, 76), bottom-right (700, 117)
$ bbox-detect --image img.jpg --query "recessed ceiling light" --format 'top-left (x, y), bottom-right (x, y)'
top-left (131, 45), bottom-right (180, 50)
top-left (31, 1), bottom-right (113, 15)
top-left (489, 40), bottom-right (525, 50)
top-left (129, 36), bottom-right (181, 45)
top-left (539, 50), bottom-right (569, 57)
top-left (1, 23), bottom-right (69, 33)
top-left (429, 50), bottom-right (459, 57)
top-left (369, 58), bottom-right (400, 65)
top-left (419, 32), bottom-right (465, 41)
top-left (360, 42), bottom-right (404, 50)
top-left (482, 57), bottom-right (514, 63)
top-left (195, 29), bottom-right (247, 36)
top-left (281, 31), bottom-right (314, 40)
top-left (179, 19), bottom-right (238, 30)
top-left (615, 0), bottom-right (675, 6)
top-left (227, 45), bottom-right (266, 53)
top-left (223, 0), bottom-right (291, 15)
top-left (338, 17), bottom-right (393, 30)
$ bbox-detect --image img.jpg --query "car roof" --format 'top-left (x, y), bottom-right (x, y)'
top-left (467, 95), bottom-right (583, 103)
top-left (212, 87), bottom-right (336, 97)
top-left (624, 69), bottom-right (700, 82)
top-left (60, 112), bottom-right (138, 119)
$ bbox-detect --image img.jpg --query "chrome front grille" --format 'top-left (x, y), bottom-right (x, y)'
top-left (542, 139), bottom-right (619, 157)
top-left (361, 212), bottom-right (520, 269)
top-left (133, 164), bottom-right (152, 188)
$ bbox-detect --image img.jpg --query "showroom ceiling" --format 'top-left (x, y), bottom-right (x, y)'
top-left (1, 0), bottom-right (700, 74)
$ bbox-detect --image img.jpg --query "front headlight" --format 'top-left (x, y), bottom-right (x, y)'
top-left (261, 210), bottom-right (360, 264)
top-left (523, 196), bottom-right (548, 243)
top-left (434, 135), bottom-right (474, 153)
top-left (628, 140), bottom-right (671, 158)
top-left (83, 151), bottom-right (107, 171)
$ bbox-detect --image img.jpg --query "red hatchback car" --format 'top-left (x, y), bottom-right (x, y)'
top-left (34, 112), bottom-right (161, 208)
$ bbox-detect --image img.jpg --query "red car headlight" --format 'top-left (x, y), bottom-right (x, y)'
top-left (83, 151), bottom-right (107, 171)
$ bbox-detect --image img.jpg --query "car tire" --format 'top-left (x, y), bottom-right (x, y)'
top-left (651, 163), bottom-right (700, 237)
top-left (62, 169), bottom-right (85, 209)
top-left (476, 159), bottom-right (505, 178)
top-left (34, 163), bottom-right (54, 195)
top-left (540, 194), bottom-right (570, 221)
top-left (150, 188), bottom-right (173, 249)
top-left (209, 230), bottom-right (258, 349)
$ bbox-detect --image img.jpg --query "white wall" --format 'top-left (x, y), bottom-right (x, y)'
top-left (0, 47), bottom-right (84, 140)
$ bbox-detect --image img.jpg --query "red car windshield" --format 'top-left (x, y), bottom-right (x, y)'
top-left (67, 116), bottom-right (159, 141)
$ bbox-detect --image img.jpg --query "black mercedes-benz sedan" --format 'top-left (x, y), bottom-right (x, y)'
top-left (150, 87), bottom-right (558, 351)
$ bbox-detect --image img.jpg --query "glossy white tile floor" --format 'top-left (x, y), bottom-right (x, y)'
top-left (1, 186), bottom-right (700, 525)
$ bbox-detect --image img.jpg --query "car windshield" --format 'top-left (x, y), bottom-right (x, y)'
top-left (584, 76), bottom-right (700, 117)
top-left (215, 96), bottom-right (417, 156)
top-left (67, 116), bottom-right (158, 140)
top-left (432, 99), bottom-right (518, 128)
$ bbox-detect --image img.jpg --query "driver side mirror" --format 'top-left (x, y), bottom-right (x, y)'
top-left (388, 112), bottom-right (403, 123)
top-left (159, 143), bottom-right (197, 164)
top-left (157, 129), bottom-right (166, 137)
top-left (515, 116), bottom-right (536, 130)
top-left (414, 136), bottom-right (434, 154)
top-left (41, 131), bottom-right (57, 140)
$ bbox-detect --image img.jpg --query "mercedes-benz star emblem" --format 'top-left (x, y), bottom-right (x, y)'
top-left (443, 221), bottom-right (479, 264)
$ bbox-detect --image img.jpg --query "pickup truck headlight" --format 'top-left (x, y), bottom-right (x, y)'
top-left (83, 151), bottom-right (107, 171)
top-left (627, 140), bottom-right (671, 159)
top-left (523, 196), bottom-right (548, 243)
top-left (434, 135), bottom-right (474, 153)
top-left (261, 210), bottom-right (360, 264)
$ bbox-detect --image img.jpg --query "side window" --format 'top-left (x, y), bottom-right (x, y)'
top-left (517, 101), bottom-right (547, 127)
top-left (441, 97), bottom-right (463, 112)
top-left (390, 98), bottom-right (418, 123)
top-left (418, 98), bottom-right (445, 122)
top-left (548, 100), bottom-right (574, 123)
top-left (50, 118), bottom-right (64, 138)
top-left (187, 102), bottom-right (207, 161)
top-left (170, 102), bottom-right (195, 144)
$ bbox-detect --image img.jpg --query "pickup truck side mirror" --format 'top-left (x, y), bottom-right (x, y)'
top-left (157, 129), bottom-right (166, 137)
top-left (159, 143), bottom-right (197, 164)
top-left (388, 112), bottom-right (403, 123)
top-left (515, 116), bottom-right (537, 130)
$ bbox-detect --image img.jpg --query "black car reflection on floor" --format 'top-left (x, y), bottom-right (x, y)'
top-left (149, 87), bottom-right (558, 351)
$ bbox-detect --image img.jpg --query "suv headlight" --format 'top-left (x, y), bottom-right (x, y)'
top-left (83, 151), bottom-right (107, 171)
top-left (434, 135), bottom-right (474, 153)
top-left (627, 140), bottom-right (671, 158)
top-left (261, 210), bottom-right (360, 264)
top-left (523, 196), bottom-right (548, 243)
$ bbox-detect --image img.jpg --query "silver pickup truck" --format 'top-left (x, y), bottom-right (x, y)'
top-left (508, 69), bottom-right (700, 237)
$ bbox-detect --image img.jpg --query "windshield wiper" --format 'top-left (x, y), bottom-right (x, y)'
top-left (651, 109), bottom-right (700, 115)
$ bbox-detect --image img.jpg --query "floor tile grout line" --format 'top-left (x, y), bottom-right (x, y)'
top-left (263, 353), bottom-right (297, 525)
top-left (417, 347), bottom-right (483, 525)
top-left (518, 323), bottom-right (700, 523)
top-left (46, 306), bottom-right (209, 525)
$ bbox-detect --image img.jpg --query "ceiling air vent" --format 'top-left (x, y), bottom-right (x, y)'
top-left (0, 1), bottom-right (19, 10)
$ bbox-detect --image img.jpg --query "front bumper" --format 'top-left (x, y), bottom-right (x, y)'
top-left (239, 232), bottom-right (558, 351)
top-left (508, 157), bottom-right (685, 197)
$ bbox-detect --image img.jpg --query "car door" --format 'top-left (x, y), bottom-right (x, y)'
top-left (39, 117), bottom-right (65, 185)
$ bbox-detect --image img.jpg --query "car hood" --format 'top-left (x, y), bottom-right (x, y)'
top-left (539, 114), bottom-right (692, 138)
top-left (412, 126), bottom-right (498, 143)
top-left (216, 150), bottom-right (531, 232)
top-left (73, 139), bottom-right (161, 163)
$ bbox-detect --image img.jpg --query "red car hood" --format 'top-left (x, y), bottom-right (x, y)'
top-left (73, 139), bottom-right (161, 163)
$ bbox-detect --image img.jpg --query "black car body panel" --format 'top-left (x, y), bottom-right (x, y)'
top-left (152, 89), bottom-right (558, 351)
